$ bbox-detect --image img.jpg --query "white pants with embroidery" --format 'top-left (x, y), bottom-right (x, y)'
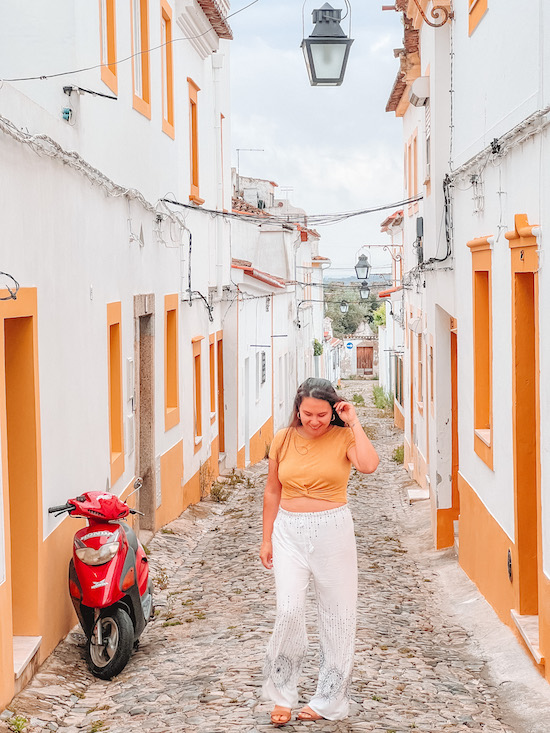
top-left (262, 505), bottom-right (357, 721)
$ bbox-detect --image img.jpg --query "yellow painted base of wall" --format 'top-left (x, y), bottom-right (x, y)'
top-left (394, 403), bottom-right (405, 431)
top-left (250, 417), bottom-right (273, 464)
top-left (434, 507), bottom-right (457, 550)
top-left (156, 441), bottom-right (203, 529)
top-left (237, 417), bottom-right (274, 468)
top-left (458, 473), bottom-right (516, 626)
top-left (0, 513), bottom-right (84, 709)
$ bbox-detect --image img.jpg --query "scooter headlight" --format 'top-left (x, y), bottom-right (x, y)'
top-left (75, 542), bottom-right (119, 566)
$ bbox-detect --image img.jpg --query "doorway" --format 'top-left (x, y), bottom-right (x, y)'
top-left (134, 296), bottom-right (155, 531)
top-left (513, 272), bottom-right (539, 616)
top-left (4, 316), bottom-right (40, 637)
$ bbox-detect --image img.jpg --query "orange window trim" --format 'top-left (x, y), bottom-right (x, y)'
top-left (131, 0), bottom-right (151, 119)
top-left (161, 0), bottom-right (175, 139)
top-left (209, 334), bottom-right (216, 423)
top-left (100, 0), bottom-right (118, 94)
top-left (188, 78), bottom-right (204, 205)
top-left (164, 294), bottom-right (179, 431)
top-left (193, 337), bottom-right (203, 450)
top-left (467, 235), bottom-right (494, 469)
top-left (469, 0), bottom-right (488, 35)
top-left (107, 302), bottom-right (124, 485)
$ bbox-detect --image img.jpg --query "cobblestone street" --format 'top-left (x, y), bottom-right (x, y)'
top-left (3, 380), bottom-right (550, 733)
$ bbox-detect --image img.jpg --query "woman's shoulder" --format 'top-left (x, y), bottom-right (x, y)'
top-left (328, 425), bottom-right (356, 448)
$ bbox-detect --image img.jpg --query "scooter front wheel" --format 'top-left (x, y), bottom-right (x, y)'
top-left (87, 607), bottom-right (134, 679)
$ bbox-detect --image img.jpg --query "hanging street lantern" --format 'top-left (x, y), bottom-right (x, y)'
top-left (340, 299), bottom-right (349, 313)
top-left (301, 2), bottom-right (354, 87)
top-left (354, 253), bottom-right (370, 280)
top-left (359, 281), bottom-right (370, 300)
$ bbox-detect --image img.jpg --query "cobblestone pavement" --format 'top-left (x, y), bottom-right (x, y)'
top-left (2, 381), bottom-right (545, 732)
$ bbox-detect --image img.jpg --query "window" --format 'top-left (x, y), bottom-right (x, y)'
top-left (216, 334), bottom-right (225, 452)
top-left (100, 0), bottom-right (117, 93)
top-left (429, 343), bottom-right (434, 407)
top-left (188, 78), bottom-right (204, 204)
top-left (469, 0), bottom-right (488, 35)
top-left (417, 333), bottom-right (423, 406)
top-left (161, 0), bottom-right (174, 138)
top-left (209, 334), bottom-right (216, 423)
top-left (107, 302), bottom-right (124, 484)
top-left (395, 355), bottom-right (403, 406)
top-left (467, 235), bottom-right (493, 468)
top-left (192, 337), bottom-right (203, 449)
top-left (131, 0), bottom-right (150, 118)
top-left (164, 294), bottom-right (179, 430)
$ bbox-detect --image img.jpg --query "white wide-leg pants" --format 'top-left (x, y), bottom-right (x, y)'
top-left (262, 505), bottom-right (358, 721)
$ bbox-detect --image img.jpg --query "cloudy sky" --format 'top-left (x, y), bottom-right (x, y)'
top-left (229, 0), bottom-right (405, 276)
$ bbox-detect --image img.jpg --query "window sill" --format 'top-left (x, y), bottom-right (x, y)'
top-left (189, 193), bottom-right (205, 205)
top-left (210, 411), bottom-right (216, 425)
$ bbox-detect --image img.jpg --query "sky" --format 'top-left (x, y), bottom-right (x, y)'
top-left (229, 0), bottom-right (405, 277)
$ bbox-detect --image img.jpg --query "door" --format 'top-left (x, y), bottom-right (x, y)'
top-left (4, 316), bottom-right (40, 638)
top-left (134, 296), bottom-right (155, 531)
top-left (357, 346), bottom-right (373, 374)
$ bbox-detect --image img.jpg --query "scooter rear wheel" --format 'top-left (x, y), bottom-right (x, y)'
top-left (87, 607), bottom-right (134, 680)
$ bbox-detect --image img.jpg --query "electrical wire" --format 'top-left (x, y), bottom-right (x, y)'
top-left (1, 0), bottom-right (260, 84)
top-left (163, 194), bottom-right (424, 228)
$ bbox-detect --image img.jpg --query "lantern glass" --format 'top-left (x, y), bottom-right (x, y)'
top-left (340, 300), bottom-right (349, 314)
top-left (359, 282), bottom-right (370, 300)
top-left (302, 38), bottom-right (353, 86)
top-left (354, 254), bottom-right (370, 280)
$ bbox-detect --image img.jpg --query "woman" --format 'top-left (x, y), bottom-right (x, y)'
top-left (260, 377), bottom-right (379, 726)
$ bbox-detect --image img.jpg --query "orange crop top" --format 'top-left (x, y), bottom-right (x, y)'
top-left (269, 426), bottom-right (356, 503)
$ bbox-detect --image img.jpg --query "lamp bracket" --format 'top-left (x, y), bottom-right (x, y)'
top-left (409, 0), bottom-right (453, 27)
top-left (382, 245), bottom-right (403, 263)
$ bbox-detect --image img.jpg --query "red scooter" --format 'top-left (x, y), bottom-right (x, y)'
top-left (49, 480), bottom-right (153, 679)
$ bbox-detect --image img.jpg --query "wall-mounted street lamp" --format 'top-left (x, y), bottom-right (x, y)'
top-left (354, 253), bottom-right (371, 280)
top-left (359, 281), bottom-right (370, 300)
top-left (339, 300), bottom-right (349, 313)
top-left (301, 2), bottom-right (354, 86)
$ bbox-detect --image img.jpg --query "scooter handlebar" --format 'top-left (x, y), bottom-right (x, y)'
top-left (48, 503), bottom-right (72, 514)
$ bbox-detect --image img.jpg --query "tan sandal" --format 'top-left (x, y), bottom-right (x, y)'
top-left (296, 706), bottom-right (325, 721)
top-left (271, 705), bottom-right (292, 727)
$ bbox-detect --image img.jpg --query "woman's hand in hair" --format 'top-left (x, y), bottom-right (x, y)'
top-left (334, 400), bottom-right (358, 427)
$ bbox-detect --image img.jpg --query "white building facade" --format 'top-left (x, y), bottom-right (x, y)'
top-left (386, 0), bottom-right (550, 682)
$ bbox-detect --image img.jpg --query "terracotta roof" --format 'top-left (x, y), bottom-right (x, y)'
top-left (312, 255), bottom-right (330, 261)
top-left (380, 210), bottom-right (404, 232)
top-left (197, 0), bottom-right (232, 39)
top-left (385, 11), bottom-right (419, 114)
top-left (378, 285), bottom-right (403, 298)
top-left (231, 260), bottom-right (286, 289)
top-left (232, 197), bottom-right (272, 217)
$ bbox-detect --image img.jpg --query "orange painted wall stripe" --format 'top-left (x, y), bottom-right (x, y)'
top-left (107, 302), bottom-right (124, 485)
top-left (469, 0), bottom-right (488, 35)
top-left (161, 0), bottom-right (175, 138)
top-left (164, 294), bottom-right (179, 431)
top-left (99, 0), bottom-right (118, 93)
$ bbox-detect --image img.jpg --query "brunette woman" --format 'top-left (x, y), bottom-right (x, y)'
top-left (260, 378), bottom-right (379, 726)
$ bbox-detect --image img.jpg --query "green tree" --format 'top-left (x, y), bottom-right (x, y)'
top-left (323, 282), bottom-right (382, 337)
top-left (372, 304), bottom-right (386, 330)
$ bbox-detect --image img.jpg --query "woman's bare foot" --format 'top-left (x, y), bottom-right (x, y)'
top-left (296, 705), bottom-right (324, 721)
top-left (271, 705), bottom-right (292, 727)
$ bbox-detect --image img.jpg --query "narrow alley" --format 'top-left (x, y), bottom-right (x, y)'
top-left (3, 381), bottom-right (550, 733)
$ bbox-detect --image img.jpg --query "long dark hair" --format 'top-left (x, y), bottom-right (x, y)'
top-left (272, 378), bottom-right (349, 463)
top-left (289, 377), bottom-right (347, 428)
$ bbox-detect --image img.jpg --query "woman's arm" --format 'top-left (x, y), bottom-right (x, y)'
top-left (334, 400), bottom-right (379, 474)
top-left (260, 458), bottom-right (282, 569)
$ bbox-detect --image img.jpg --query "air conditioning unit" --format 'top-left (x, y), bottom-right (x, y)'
top-left (409, 76), bottom-right (430, 107)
